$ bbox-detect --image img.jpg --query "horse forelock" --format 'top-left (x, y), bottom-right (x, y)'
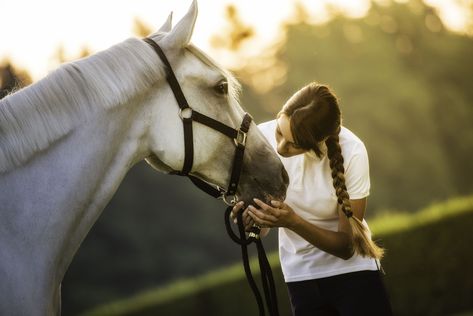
top-left (0, 38), bottom-right (164, 174)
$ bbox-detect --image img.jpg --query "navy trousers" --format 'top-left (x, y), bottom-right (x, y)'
top-left (286, 270), bottom-right (393, 316)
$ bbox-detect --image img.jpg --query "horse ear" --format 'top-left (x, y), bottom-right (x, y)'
top-left (163, 0), bottom-right (198, 48)
top-left (158, 12), bottom-right (173, 33)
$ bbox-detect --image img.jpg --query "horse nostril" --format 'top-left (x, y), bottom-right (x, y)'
top-left (281, 168), bottom-right (289, 186)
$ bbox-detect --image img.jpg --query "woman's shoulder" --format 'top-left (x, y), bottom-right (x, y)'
top-left (257, 119), bottom-right (277, 131)
top-left (257, 119), bottom-right (277, 139)
top-left (339, 126), bottom-right (368, 156)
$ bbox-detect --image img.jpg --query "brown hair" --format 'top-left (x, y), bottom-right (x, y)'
top-left (280, 82), bottom-right (384, 259)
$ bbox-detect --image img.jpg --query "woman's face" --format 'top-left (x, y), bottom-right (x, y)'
top-left (275, 114), bottom-right (307, 157)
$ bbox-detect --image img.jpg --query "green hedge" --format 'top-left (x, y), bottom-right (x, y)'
top-left (83, 196), bottom-right (473, 316)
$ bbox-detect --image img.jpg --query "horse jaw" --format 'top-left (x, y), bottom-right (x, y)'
top-left (145, 154), bottom-right (174, 174)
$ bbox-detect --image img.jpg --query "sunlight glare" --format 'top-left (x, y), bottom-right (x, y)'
top-left (0, 0), bottom-right (470, 81)
top-left (424, 0), bottom-right (471, 33)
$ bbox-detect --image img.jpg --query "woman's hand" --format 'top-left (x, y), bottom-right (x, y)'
top-left (248, 199), bottom-right (299, 229)
top-left (230, 201), bottom-right (255, 232)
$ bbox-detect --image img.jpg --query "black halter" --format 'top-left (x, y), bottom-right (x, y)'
top-left (144, 37), bottom-right (279, 316)
top-left (143, 37), bottom-right (252, 205)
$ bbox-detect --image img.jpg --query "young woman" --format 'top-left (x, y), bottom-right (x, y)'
top-left (232, 82), bottom-right (392, 315)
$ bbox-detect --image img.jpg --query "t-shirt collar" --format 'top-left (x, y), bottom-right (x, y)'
top-left (304, 142), bottom-right (328, 160)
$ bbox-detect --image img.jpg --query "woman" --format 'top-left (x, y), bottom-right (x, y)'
top-left (232, 82), bottom-right (392, 315)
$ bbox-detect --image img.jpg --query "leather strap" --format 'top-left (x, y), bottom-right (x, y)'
top-left (144, 37), bottom-right (252, 199)
top-left (144, 37), bottom-right (194, 174)
top-left (227, 113), bottom-right (252, 196)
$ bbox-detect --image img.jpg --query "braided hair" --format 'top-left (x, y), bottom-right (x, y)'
top-left (280, 82), bottom-right (384, 259)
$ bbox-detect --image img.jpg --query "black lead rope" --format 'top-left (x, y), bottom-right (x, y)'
top-left (224, 206), bottom-right (280, 316)
top-left (144, 37), bottom-right (279, 316)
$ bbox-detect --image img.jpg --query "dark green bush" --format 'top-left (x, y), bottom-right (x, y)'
top-left (83, 197), bottom-right (473, 316)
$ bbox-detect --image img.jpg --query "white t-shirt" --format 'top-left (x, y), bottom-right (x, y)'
top-left (258, 120), bottom-right (379, 282)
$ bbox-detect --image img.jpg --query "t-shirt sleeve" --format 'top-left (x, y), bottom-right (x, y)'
top-left (345, 143), bottom-right (370, 199)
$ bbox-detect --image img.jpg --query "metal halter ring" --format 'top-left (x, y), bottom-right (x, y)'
top-left (221, 193), bottom-right (239, 206)
top-left (178, 107), bottom-right (193, 121)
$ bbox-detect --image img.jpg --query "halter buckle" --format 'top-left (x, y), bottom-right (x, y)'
top-left (179, 107), bottom-right (193, 121)
top-left (234, 129), bottom-right (247, 147)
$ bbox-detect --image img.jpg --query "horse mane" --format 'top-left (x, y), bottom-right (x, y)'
top-left (0, 38), bottom-right (164, 174)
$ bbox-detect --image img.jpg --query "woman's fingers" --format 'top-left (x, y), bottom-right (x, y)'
top-left (243, 209), bottom-right (253, 226)
top-left (231, 202), bottom-right (254, 229)
top-left (253, 198), bottom-right (281, 216)
top-left (248, 209), bottom-right (275, 228)
top-left (270, 200), bottom-right (283, 208)
top-left (253, 198), bottom-right (272, 211)
top-left (231, 201), bottom-right (245, 222)
top-left (231, 198), bottom-right (288, 228)
top-left (272, 200), bottom-right (291, 212)
top-left (230, 203), bottom-right (256, 231)
top-left (248, 205), bottom-right (279, 227)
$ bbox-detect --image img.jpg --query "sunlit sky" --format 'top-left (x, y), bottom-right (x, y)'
top-left (0, 0), bottom-right (470, 81)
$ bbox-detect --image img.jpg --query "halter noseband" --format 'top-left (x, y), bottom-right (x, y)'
top-left (143, 37), bottom-right (252, 205)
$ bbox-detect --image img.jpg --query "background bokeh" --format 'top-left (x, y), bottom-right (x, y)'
top-left (1, 0), bottom-right (472, 315)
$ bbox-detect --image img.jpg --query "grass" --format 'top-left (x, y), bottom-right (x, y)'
top-left (82, 253), bottom-right (285, 316)
top-left (82, 195), bottom-right (473, 316)
top-left (369, 195), bottom-right (473, 235)
top-left (82, 264), bottom-right (244, 316)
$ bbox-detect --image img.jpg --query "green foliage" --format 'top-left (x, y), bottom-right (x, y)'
top-left (240, 1), bottom-right (473, 212)
top-left (0, 61), bottom-right (32, 98)
top-left (81, 195), bottom-right (473, 316)
top-left (379, 197), bottom-right (473, 315)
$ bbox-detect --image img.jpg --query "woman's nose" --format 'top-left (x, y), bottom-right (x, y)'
top-left (277, 140), bottom-right (287, 154)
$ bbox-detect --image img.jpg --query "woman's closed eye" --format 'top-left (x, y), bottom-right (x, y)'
top-left (277, 126), bottom-right (301, 149)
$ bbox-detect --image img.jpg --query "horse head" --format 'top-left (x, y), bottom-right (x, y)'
top-left (144, 1), bottom-right (288, 205)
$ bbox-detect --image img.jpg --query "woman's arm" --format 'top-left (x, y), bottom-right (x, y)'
top-left (247, 198), bottom-right (368, 260)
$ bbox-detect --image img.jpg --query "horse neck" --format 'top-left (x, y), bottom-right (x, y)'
top-left (0, 100), bottom-right (148, 311)
top-left (0, 37), bottom-right (162, 174)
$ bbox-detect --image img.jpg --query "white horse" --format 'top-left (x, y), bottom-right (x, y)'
top-left (0, 2), bottom-right (288, 315)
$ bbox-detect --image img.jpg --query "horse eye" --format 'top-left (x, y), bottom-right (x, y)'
top-left (214, 80), bottom-right (228, 96)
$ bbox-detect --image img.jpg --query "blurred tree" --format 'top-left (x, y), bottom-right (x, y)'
top-left (226, 0), bottom-right (473, 212)
top-left (210, 5), bottom-right (254, 51)
top-left (0, 61), bottom-right (31, 98)
top-left (133, 17), bottom-right (153, 38)
top-left (50, 45), bottom-right (91, 72)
